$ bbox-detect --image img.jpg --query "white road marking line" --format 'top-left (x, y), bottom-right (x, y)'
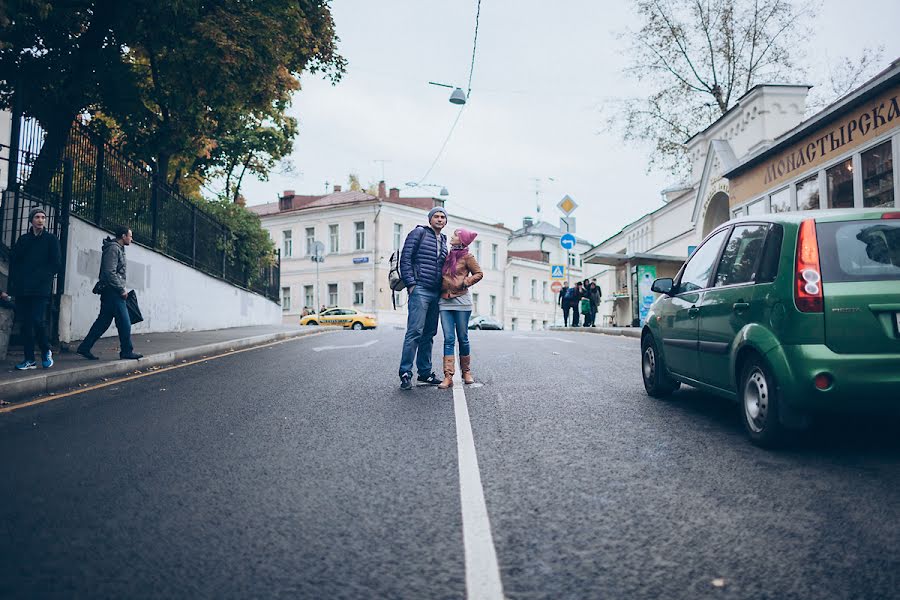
top-left (452, 361), bottom-right (505, 600)
top-left (511, 335), bottom-right (575, 344)
top-left (311, 339), bottom-right (379, 352)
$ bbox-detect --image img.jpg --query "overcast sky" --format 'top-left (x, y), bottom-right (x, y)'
top-left (239, 0), bottom-right (900, 245)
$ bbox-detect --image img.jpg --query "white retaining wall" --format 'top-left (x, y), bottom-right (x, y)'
top-left (58, 218), bottom-right (281, 342)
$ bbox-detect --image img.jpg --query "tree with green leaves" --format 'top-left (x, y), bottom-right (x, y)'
top-left (0, 0), bottom-right (345, 191)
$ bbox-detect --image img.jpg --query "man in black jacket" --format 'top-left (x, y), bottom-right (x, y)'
top-left (397, 206), bottom-right (448, 390)
top-left (5, 207), bottom-right (61, 370)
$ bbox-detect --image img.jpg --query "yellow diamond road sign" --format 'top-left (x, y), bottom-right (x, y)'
top-left (557, 195), bottom-right (577, 216)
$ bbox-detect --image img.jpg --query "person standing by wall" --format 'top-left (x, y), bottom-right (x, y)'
top-left (5, 207), bottom-right (61, 370)
top-left (559, 281), bottom-right (571, 327)
top-left (570, 281), bottom-right (584, 327)
top-left (397, 207), bottom-right (448, 390)
top-left (437, 228), bottom-right (483, 389)
top-left (585, 281), bottom-right (602, 327)
top-left (76, 226), bottom-right (143, 361)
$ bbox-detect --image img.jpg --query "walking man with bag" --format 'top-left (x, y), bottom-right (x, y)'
top-left (397, 207), bottom-right (448, 390)
top-left (5, 207), bottom-right (61, 370)
top-left (76, 226), bottom-right (143, 360)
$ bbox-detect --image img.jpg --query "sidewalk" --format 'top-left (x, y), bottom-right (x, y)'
top-left (0, 324), bottom-right (340, 402)
top-left (548, 325), bottom-right (641, 338)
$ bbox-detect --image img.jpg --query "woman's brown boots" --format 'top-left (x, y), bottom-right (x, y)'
top-left (438, 356), bottom-right (455, 389)
top-left (460, 355), bottom-right (474, 384)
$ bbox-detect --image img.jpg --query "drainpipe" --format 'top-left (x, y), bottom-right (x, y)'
top-left (373, 201), bottom-right (382, 314)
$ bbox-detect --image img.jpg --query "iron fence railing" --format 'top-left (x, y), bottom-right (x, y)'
top-left (1, 117), bottom-right (280, 303)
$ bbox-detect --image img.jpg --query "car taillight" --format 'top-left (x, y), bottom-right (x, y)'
top-left (882, 212), bottom-right (900, 219)
top-left (795, 219), bottom-right (823, 313)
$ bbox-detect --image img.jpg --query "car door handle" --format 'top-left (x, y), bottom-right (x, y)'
top-left (688, 306), bottom-right (699, 318)
top-left (733, 302), bottom-right (750, 313)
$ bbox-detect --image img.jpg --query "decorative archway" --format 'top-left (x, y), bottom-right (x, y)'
top-left (702, 191), bottom-right (730, 236)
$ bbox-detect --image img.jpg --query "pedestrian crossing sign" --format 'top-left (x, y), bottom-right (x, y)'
top-left (550, 265), bottom-right (565, 279)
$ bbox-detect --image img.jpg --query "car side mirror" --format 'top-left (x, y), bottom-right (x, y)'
top-left (651, 277), bottom-right (674, 295)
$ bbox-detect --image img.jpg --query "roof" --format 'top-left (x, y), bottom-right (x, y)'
top-left (248, 191), bottom-right (439, 217)
top-left (724, 57), bottom-right (900, 179)
top-left (508, 250), bottom-right (548, 263)
top-left (509, 220), bottom-right (592, 245)
top-left (583, 251), bottom-right (687, 267)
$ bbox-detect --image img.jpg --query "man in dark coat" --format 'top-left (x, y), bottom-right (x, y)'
top-left (397, 206), bottom-right (448, 390)
top-left (75, 225), bottom-right (143, 361)
top-left (6, 207), bottom-right (61, 370)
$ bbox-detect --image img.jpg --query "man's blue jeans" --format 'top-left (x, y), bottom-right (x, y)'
top-left (399, 287), bottom-right (440, 378)
top-left (440, 310), bottom-right (471, 356)
top-left (78, 289), bottom-right (133, 355)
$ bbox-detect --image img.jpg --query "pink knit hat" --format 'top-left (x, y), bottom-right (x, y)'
top-left (455, 228), bottom-right (477, 247)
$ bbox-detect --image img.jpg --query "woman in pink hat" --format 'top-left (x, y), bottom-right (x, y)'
top-left (437, 228), bottom-right (483, 389)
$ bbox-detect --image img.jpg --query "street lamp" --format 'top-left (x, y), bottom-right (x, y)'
top-left (405, 182), bottom-right (449, 196)
top-left (428, 81), bottom-right (467, 105)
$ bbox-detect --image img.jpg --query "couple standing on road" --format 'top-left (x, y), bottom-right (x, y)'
top-left (398, 207), bottom-right (484, 391)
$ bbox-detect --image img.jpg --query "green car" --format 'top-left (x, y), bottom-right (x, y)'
top-left (641, 208), bottom-right (900, 447)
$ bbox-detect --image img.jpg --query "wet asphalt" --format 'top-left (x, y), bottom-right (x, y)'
top-left (1, 327), bottom-right (898, 599)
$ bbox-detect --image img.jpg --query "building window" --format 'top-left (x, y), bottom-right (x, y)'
top-left (473, 240), bottom-right (482, 263)
top-left (511, 317), bottom-right (518, 331)
top-left (353, 282), bottom-right (364, 305)
top-left (542, 320), bottom-right (548, 330)
top-left (305, 227), bottom-right (315, 255)
top-left (827, 158), bottom-right (854, 209)
top-left (769, 187), bottom-right (791, 213)
top-left (542, 281), bottom-right (548, 302)
top-left (472, 293), bottom-right (479, 314)
top-left (393, 223), bottom-right (403, 251)
top-left (491, 244), bottom-right (498, 270)
top-left (531, 319), bottom-right (537, 331)
top-left (796, 175), bottom-right (820, 211)
top-left (861, 140), bottom-right (894, 208)
top-left (747, 199), bottom-right (765, 215)
top-left (329, 224), bottom-right (339, 253)
top-left (489, 295), bottom-right (497, 316)
top-left (568, 253), bottom-right (577, 267)
top-left (530, 279), bottom-right (537, 300)
top-left (328, 283), bottom-right (338, 307)
top-left (281, 287), bottom-right (291, 311)
top-left (512, 276), bottom-right (519, 297)
top-left (304, 285), bottom-right (314, 308)
top-left (282, 230), bottom-right (292, 258)
top-left (355, 221), bottom-right (365, 250)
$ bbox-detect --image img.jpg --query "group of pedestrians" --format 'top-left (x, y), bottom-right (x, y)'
top-left (2, 208), bottom-right (141, 371)
top-left (558, 279), bottom-right (602, 327)
top-left (397, 206), bottom-right (483, 390)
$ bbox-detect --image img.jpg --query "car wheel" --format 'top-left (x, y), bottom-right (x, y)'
top-left (739, 357), bottom-right (787, 448)
top-left (307, 320), bottom-right (318, 326)
top-left (351, 322), bottom-right (364, 330)
top-left (641, 333), bottom-right (680, 397)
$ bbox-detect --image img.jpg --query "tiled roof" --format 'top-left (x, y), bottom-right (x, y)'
top-left (509, 220), bottom-right (592, 244)
top-left (248, 191), bottom-right (440, 216)
top-left (508, 250), bottom-right (549, 263)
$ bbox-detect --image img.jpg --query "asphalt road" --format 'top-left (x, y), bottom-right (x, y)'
top-left (1, 327), bottom-right (898, 599)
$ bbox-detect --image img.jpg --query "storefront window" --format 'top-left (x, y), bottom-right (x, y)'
top-left (827, 158), bottom-right (854, 208)
top-left (796, 174), bottom-right (820, 211)
top-left (861, 141), bottom-right (894, 208)
top-left (769, 187), bottom-right (791, 213)
top-left (747, 199), bottom-right (765, 215)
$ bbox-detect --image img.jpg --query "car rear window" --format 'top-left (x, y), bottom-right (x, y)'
top-left (816, 219), bottom-right (900, 282)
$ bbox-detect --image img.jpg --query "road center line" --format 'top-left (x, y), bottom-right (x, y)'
top-left (452, 361), bottom-right (505, 600)
top-left (311, 339), bottom-right (379, 352)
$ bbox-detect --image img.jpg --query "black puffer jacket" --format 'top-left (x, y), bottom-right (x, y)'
top-left (8, 229), bottom-right (61, 297)
top-left (399, 225), bottom-right (447, 292)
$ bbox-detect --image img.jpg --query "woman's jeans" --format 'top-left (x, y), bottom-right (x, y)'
top-left (78, 289), bottom-right (133, 355)
top-left (440, 310), bottom-right (471, 356)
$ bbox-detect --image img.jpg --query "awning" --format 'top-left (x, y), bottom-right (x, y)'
top-left (583, 251), bottom-right (687, 267)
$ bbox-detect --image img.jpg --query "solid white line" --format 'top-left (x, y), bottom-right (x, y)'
top-left (311, 339), bottom-right (379, 352)
top-left (452, 362), bottom-right (505, 600)
top-left (511, 335), bottom-right (575, 344)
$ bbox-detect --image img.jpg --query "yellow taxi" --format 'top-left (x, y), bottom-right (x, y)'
top-left (300, 307), bottom-right (378, 330)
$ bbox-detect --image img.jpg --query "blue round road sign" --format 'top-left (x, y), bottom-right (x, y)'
top-left (560, 233), bottom-right (577, 250)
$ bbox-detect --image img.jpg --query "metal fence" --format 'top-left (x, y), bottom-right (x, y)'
top-left (1, 116), bottom-right (280, 303)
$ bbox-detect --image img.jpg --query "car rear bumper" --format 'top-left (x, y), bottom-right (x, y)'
top-left (771, 344), bottom-right (900, 413)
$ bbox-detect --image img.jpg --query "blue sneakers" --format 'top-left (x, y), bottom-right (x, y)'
top-left (15, 360), bottom-right (37, 370)
top-left (41, 350), bottom-right (53, 369)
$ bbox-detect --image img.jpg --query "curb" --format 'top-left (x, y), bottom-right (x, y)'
top-left (0, 327), bottom-right (342, 403)
top-left (548, 326), bottom-right (642, 339)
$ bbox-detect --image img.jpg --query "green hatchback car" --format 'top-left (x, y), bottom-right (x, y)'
top-left (641, 208), bottom-right (900, 447)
